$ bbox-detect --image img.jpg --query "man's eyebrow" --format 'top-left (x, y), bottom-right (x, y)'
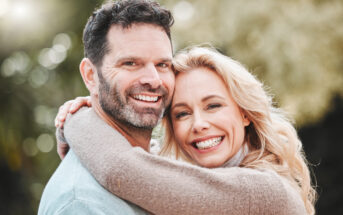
top-left (117, 56), bottom-right (173, 62)
top-left (115, 57), bottom-right (140, 63)
top-left (159, 58), bottom-right (172, 62)
top-left (115, 57), bottom-right (172, 64)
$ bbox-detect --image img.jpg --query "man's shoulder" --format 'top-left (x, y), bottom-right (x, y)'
top-left (38, 150), bottom-right (146, 215)
top-left (39, 197), bottom-right (143, 215)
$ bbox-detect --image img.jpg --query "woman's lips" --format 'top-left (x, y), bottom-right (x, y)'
top-left (191, 136), bottom-right (224, 153)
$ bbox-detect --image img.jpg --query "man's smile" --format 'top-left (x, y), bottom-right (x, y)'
top-left (132, 94), bottom-right (161, 103)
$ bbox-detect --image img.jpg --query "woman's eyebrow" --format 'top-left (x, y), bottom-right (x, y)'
top-left (171, 102), bottom-right (187, 110)
top-left (201, 95), bottom-right (225, 102)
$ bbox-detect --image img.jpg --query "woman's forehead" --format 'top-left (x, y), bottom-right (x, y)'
top-left (173, 67), bottom-right (230, 102)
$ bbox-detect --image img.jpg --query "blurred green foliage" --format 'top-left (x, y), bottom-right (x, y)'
top-left (0, 0), bottom-right (342, 214)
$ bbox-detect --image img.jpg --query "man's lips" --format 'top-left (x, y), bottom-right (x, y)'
top-left (131, 94), bottom-right (161, 103)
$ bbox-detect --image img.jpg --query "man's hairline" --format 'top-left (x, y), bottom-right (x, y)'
top-left (90, 22), bottom-right (174, 73)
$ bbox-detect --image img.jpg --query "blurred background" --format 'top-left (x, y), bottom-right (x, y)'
top-left (0, 0), bottom-right (342, 214)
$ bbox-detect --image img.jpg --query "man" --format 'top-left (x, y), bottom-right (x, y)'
top-left (38, 0), bottom-right (174, 214)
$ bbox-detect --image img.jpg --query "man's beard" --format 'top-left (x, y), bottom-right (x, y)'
top-left (97, 73), bottom-right (169, 130)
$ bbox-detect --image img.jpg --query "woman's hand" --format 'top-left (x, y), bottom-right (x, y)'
top-left (56, 127), bottom-right (69, 159)
top-left (55, 96), bottom-right (92, 128)
top-left (55, 96), bottom-right (91, 159)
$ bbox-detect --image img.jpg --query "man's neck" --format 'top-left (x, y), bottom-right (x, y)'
top-left (92, 98), bottom-right (152, 152)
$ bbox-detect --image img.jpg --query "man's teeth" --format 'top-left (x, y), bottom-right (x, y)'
top-left (133, 95), bottom-right (158, 102)
top-left (195, 137), bottom-right (222, 150)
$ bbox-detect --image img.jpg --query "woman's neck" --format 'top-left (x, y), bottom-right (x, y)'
top-left (222, 143), bottom-right (249, 168)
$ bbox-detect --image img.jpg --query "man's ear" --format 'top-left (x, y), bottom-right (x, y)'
top-left (80, 58), bottom-right (99, 96)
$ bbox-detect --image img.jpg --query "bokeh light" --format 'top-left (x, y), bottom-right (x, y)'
top-left (1, 51), bottom-right (31, 77)
top-left (0, 0), bottom-right (10, 17)
top-left (29, 67), bottom-right (49, 88)
top-left (22, 138), bottom-right (38, 157)
top-left (0, 0), bottom-right (36, 23)
top-left (38, 33), bottom-right (71, 69)
top-left (11, 1), bottom-right (32, 20)
top-left (173, 1), bottom-right (194, 22)
top-left (36, 133), bottom-right (54, 153)
top-left (30, 182), bottom-right (44, 200)
top-left (34, 105), bottom-right (57, 127)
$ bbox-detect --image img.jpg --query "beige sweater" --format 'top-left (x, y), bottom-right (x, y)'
top-left (64, 108), bottom-right (307, 215)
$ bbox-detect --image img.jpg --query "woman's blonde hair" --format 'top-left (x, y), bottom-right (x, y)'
top-left (160, 46), bottom-right (316, 214)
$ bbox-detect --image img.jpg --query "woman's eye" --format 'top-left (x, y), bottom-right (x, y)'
top-left (207, 103), bottom-right (222, 110)
top-left (175, 111), bottom-right (189, 119)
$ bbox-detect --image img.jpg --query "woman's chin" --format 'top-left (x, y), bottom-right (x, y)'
top-left (195, 158), bottom-right (226, 168)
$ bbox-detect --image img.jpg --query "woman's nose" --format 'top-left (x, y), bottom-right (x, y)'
top-left (192, 111), bottom-right (210, 133)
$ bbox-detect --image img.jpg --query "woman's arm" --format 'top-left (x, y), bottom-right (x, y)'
top-left (64, 108), bottom-right (307, 215)
top-left (55, 96), bottom-right (91, 159)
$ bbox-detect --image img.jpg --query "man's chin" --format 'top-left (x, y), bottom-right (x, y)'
top-left (132, 105), bottom-right (164, 118)
top-left (130, 113), bottom-right (161, 129)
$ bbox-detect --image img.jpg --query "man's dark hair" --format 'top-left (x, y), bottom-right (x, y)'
top-left (83, 0), bottom-right (174, 67)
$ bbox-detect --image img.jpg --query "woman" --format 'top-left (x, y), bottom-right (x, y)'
top-left (57, 46), bottom-right (316, 214)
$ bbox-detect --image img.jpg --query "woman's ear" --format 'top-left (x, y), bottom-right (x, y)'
top-left (79, 58), bottom-right (99, 96)
top-left (242, 113), bottom-right (251, 127)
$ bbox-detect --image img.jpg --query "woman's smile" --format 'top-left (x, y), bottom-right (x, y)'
top-left (191, 136), bottom-right (224, 151)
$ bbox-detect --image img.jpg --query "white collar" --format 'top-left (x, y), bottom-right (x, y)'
top-left (221, 143), bottom-right (249, 168)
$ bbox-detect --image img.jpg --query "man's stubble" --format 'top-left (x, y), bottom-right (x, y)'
top-left (97, 71), bottom-right (169, 130)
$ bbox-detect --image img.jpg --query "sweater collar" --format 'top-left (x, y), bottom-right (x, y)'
top-left (221, 143), bottom-right (249, 168)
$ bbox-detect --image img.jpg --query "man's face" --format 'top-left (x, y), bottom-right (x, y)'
top-left (97, 24), bottom-right (175, 129)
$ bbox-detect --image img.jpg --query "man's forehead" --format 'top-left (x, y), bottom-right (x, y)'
top-left (107, 23), bottom-right (171, 44)
top-left (105, 24), bottom-right (173, 61)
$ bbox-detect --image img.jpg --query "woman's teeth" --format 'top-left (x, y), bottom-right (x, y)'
top-left (133, 95), bottom-right (158, 102)
top-left (195, 137), bottom-right (222, 150)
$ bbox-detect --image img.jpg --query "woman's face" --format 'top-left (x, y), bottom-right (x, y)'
top-left (170, 67), bottom-right (250, 168)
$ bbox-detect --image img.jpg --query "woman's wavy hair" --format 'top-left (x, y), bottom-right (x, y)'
top-left (160, 46), bottom-right (316, 214)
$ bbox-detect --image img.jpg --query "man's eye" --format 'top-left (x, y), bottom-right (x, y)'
top-left (123, 61), bottom-right (136, 66)
top-left (157, 63), bottom-right (168, 68)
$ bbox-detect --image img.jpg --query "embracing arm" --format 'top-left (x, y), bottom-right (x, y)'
top-left (64, 108), bottom-right (307, 215)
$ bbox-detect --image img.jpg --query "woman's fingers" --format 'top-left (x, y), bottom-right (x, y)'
top-left (57, 143), bottom-right (69, 160)
top-left (86, 96), bottom-right (92, 107)
top-left (55, 101), bottom-right (73, 128)
top-left (55, 96), bottom-right (92, 128)
top-left (69, 96), bottom-right (91, 114)
top-left (56, 128), bottom-right (69, 160)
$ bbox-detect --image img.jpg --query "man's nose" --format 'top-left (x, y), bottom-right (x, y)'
top-left (192, 111), bottom-right (210, 133)
top-left (139, 63), bottom-right (162, 89)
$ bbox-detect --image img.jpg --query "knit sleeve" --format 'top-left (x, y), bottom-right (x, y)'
top-left (64, 108), bottom-right (307, 215)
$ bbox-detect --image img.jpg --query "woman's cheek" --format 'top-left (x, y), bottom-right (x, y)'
top-left (174, 122), bottom-right (188, 148)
